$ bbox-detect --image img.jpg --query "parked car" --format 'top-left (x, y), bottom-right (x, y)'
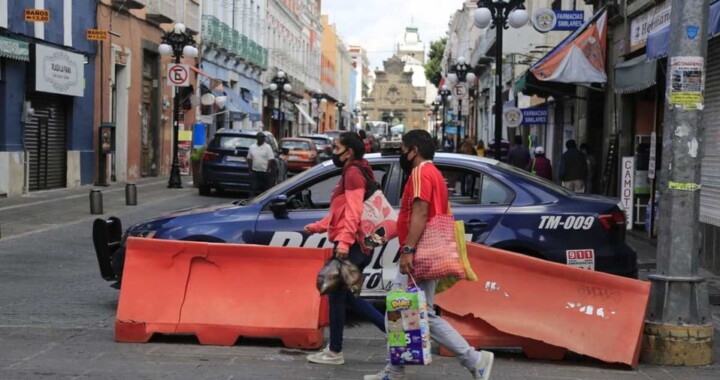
top-left (300, 134), bottom-right (335, 161)
top-left (323, 130), bottom-right (342, 143)
top-left (198, 129), bottom-right (287, 196)
top-left (94, 149), bottom-right (637, 296)
top-left (280, 138), bottom-right (319, 173)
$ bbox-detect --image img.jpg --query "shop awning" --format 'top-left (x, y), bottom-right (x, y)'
top-left (0, 36), bottom-right (29, 61)
top-left (648, 0), bottom-right (720, 60)
top-left (295, 104), bottom-right (317, 126)
top-left (212, 90), bottom-right (244, 122)
top-left (514, 70), bottom-right (580, 99)
top-left (223, 87), bottom-right (262, 122)
top-left (530, 8), bottom-right (608, 84)
top-left (614, 54), bottom-right (657, 94)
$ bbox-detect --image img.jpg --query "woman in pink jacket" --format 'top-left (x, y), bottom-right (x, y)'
top-left (305, 132), bottom-right (386, 365)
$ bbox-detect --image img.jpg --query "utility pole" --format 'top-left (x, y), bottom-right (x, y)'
top-left (642, 0), bottom-right (713, 365)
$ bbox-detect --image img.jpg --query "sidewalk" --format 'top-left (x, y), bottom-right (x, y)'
top-left (0, 176), bottom-right (196, 240)
top-left (627, 230), bottom-right (720, 305)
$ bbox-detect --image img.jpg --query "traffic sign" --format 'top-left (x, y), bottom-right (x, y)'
top-left (167, 63), bottom-right (190, 87)
top-left (86, 29), bottom-right (109, 41)
top-left (453, 83), bottom-right (468, 98)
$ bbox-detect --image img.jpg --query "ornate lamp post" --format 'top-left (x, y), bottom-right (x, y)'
top-left (431, 100), bottom-right (442, 141)
top-left (435, 85), bottom-right (453, 148)
top-left (159, 23), bottom-right (198, 189)
top-left (447, 57), bottom-right (477, 152)
top-left (336, 101), bottom-right (346, 130)
top-left (310, 90), bottom-right (327, 133)
top-left (474, 0), bottom-right (529, 160)
top-left (269, 71), bottom-right (292, 137)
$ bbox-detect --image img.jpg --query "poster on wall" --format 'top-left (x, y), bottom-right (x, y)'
top-left (668, 56), bottom-right (705, 110)
top-left (621, 157), bottom-right (635, 230)
top-left (35, 44), bottom-right (85, 97)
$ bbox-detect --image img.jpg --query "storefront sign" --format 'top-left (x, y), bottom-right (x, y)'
top-left (86, 29), bottom-right (108, 41)
top-left (621, 157), bottom-right (635, 230)
top-left (35, 44), bottom-right (85, 97)
top-left (532, 8), bottom-right (557, 33)
top-left (25, 9), bottom-right (50, 22)
top-left (630, 0), bottom-right (671, 52)
top-left (555, 11), bottom-right (585, 31)
top-left (649, 132), bottom-right (657, 180)
top-left (668, 56), bottom-right (704, 110)
top-left (503, 107), bottom-right (523, 127)
top-left (0, 36), bottom-right (30, 62)
top-left (521, 107), bottom-right (548, 125)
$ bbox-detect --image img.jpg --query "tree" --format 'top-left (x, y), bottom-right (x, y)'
top-left (424, 38), bottom-right (447, 88)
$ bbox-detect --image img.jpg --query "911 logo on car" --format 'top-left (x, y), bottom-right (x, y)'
top-left (539, 215), bottom-right (595, 230)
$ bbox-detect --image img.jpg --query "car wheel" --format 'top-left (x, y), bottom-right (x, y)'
top-left (199, 184), bottom-right (211, 196)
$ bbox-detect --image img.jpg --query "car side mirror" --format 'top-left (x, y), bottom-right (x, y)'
top-left (270, 195), bottom-right (288, 217)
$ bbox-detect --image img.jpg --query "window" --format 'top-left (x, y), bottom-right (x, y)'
top-left (436, 165), bottom-right (513, 206)
top-left (284, 165), bottom-right (392, 210)
top-left (213, 135), bottom-right (256, 149)
top-left (281, 140), bottom-right (311, 151)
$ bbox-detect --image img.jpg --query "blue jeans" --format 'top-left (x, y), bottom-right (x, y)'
top-left (328, 243), bottom-right (386, 353)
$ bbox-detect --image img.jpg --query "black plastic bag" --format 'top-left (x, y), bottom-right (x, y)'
top-left (316, 258), bottom-right (363, 296)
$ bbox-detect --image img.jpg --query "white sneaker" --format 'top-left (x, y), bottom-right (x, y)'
top-left (472, 350), bottom-right (494, 380)
top-left (306, 348), bottom-right (345, 365)
top-left (363, 370), bottom-right (407, 380)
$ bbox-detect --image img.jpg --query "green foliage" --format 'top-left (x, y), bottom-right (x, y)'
top-left (191, 146), bottom-right (205, 162)
top-left (424, 38), bottom-right (447, 88)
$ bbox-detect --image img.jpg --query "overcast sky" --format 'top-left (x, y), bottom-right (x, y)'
top-left (321, 0), bottom-right (465, 69)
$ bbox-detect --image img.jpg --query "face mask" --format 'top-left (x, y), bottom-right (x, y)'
top-left (257, 139), bottom-right (265, 146)
top-left (332, 149), bottom-right (348, 168)
top-left (400, 150), bottom-right (414, 173)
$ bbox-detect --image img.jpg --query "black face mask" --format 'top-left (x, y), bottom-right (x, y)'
top-left (400, 150), bottom-right (414, 173)
top-left (332, 149), bottom-right (348, 168)
top-left (257, 139), bottom-right (265, 146)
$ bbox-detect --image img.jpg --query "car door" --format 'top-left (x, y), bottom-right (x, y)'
top-left (433, 163), bottom-right (514, 244)
top-left (253, 162), bottom-right (397, 295)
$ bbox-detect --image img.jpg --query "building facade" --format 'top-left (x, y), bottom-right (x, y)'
top-left (0, 0), bottom-right (96, 196)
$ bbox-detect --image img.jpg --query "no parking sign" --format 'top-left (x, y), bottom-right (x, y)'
top-left (167, 63), bottom-right (190, 87)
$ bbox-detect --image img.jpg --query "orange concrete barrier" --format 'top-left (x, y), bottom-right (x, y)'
top-left (437, 309), bottom-right (567, 360)
top-left (115, 238), bottom-right (331, 349)
top-left (434, 243), bottom-right (651, 368)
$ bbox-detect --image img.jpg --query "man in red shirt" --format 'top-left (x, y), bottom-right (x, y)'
top-left (365, 130), bottom-right (494, 380)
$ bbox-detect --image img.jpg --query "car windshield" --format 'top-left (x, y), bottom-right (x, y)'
top-left (496, 162), bottom-right (573, 196)
top-left (215, 135), bottom-right (256, 149)
top-left (308, 138), bottom-right (331, 147)
top-left (281, 140), bottom-right (311, 151)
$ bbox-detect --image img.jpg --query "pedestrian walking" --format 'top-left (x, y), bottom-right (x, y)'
top-left (559, 139), bottom-right (588, 193)
top-left (359, 129), bottom-right (373, 154)
top-left (365, 129), bottom-right (494, 380)
top-left (246, 132), bottom-right (276, 196)
top-left (580, 143), bottom-right (596, 194)
top-left (487, 139), bottom-right (510, 161)
top-left (443, 136), bottom-right (455, 152)
top-left (475, 140), bottom-right (485, 157)
top-left (507, 135), bottom-right (531, 170)
top-left (526, 146), bottom-right (553, 181)
top-left (304, 132), bottom-right (386, 365)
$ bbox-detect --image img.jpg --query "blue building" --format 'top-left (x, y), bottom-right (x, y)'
top-left (0, 0), bottom-right (96, 196)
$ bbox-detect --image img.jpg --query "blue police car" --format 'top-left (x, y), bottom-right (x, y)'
top-left (93, 151), bottom-right (637, 296)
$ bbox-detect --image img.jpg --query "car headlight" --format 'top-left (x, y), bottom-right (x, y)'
top-left (127, 230), bottom-right (157, 239)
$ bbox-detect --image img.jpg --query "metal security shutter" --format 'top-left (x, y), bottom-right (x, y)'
top-left (700, 38), bottom-right (720, 226)
top-left (24, 92), bottom-right (67, 191)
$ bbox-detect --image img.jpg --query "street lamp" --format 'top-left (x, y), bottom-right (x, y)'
top-left (435, 85), bottom-right (453, 148)
top-left (474, 0), bottom-right (528, 160)
top-left (431, 100), bottom-right (442, 142)
top-left (336, 101), bottom-right (346, 130)
top-left (159, 22), bottom-right (198, 189)
top-left (448, 56), bottom-right (478, 152)
top-left (310, 90), bottom-right (327, 133)
top-left (269, 71), bottom-right (292, 137)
